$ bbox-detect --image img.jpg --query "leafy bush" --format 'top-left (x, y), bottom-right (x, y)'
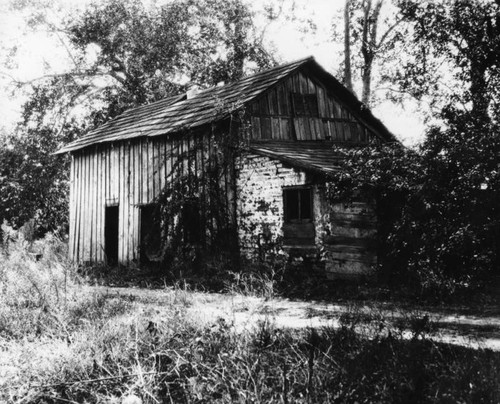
top-left (0, 128), bottom-right (71, 237)
top-left (326, 118), bottom-right (500, 300)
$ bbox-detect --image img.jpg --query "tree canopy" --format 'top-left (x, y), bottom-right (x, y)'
top-left (397, 0), bottom-right (500, 121)
top-left (21, 0), bottom-right (274, 129)
top-left (334, 0), bottom-right (410, 107)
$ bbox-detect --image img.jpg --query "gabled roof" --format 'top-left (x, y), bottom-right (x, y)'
top-left (249, 141), bottom-right (343, 174)
top-left (57, 57), bottom-right (395, 154)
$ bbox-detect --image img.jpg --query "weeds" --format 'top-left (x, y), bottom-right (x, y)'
top-left (4, 303), bottom-right (500, 403)
top-left (225, 270), bottom-right (278, 299)
top-left (1, 232), bottom-right (499, 403)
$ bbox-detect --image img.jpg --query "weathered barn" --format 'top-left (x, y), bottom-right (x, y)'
top-left (57, 57), bottom-right (396, 278)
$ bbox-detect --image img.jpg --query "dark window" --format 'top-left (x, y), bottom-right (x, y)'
top-left (292, 93), bottom-right (319, 117)
top-left (284, 187), bottom-right (313, 222)
top-left (283, 187), bottom-right (315, 245)
top-left (105, 206), bottom-right (119, 265)
top-left (140, 204), bottom-right (162, 263)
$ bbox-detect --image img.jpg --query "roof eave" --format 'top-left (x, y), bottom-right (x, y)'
top-left (248, 146), bottom-right (340, 176)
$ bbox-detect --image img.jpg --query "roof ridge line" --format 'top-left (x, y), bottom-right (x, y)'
top-left (193, 56), bottom-right (314, 97)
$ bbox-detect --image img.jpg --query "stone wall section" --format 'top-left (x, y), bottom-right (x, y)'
top-left (236, 154), bottom-right (312, 258)
top-left (235, 153), bottom-right (377, 278)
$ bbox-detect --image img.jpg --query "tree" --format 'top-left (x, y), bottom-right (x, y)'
top-left (343, 0), bottom-right (354, 92)
top-left (397, 0), bottom-right (500, 122)
top-left (0, 125), bottom-right (75, 236)
top-left (337, 0), bottom-right (406, 106)
top-left (327, 122), bottom-right (500, 297)
top-left (1, 0), bottom-right (274, 235)
top-left (18, 0), bottom-right (274, 127)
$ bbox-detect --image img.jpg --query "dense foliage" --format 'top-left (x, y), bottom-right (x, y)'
top-left (397, 0), bottom-right (500, 120)
top-left (327, 127), bottom-right (500, 296)
top-left (0, 127), bottom-right (72, 235)
top-left (325, 0), bottom-right (500, 296)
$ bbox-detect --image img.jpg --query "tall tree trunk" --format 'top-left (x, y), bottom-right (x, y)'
top-left (469, 60), bottom-right (489, 122)
top-left (344, 0), bottom-right (353, 92)
top-left (361, 0), bottom-right (383, 106)
top-left (232, 8), bottom-right (245, 81)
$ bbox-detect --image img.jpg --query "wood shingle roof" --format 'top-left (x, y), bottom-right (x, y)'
top-left (57, 58), bottom-right (309, 154)
top-left (57, 57), bottom-right (396, 154)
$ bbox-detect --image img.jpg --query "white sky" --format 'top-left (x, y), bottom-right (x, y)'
top-left (0, 0), bottom-right (425, 145)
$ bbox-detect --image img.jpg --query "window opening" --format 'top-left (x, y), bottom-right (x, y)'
top-left (283, 187), bottom-right (315, 246)
top-left (284, 187), bottom-right (313, 222)
top-left (292, 93), bottom-right (319, 117)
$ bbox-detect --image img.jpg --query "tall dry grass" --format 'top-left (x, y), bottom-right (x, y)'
top-left (1, 227), bottom-right (499, 403)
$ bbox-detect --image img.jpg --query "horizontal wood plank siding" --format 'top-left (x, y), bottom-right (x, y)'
top-left (324, 202), bottom-right (377, 278)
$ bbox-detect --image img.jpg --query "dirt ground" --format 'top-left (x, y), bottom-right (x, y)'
top-left (93, 286), bottom-right (500, 351)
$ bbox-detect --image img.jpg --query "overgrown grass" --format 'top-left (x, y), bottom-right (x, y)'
top-left (1, 233), bottom-right (499, 403)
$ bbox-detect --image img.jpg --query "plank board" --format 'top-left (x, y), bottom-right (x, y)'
top-left (68, 155), bottom-right (75, 260)
top-left (132, 142), bottom-right (139, 261)
top-left (251, 117), bottom-right (261, 139)
top-left (261, 117), bottom-right (272, 139)
top-left (84, 152), bottom-right (90, 261)
top-left (97, 147), bottom-right (104, 261)
top-left (268, 88), bottom-right (278, 115)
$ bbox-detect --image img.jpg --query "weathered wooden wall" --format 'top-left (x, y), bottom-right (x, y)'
top-left (248, 71), bottom-right (379, 143)
top-left (69, 130), bottom-right (235, 264)
top-left (316, 201), bottom-right (377, 278)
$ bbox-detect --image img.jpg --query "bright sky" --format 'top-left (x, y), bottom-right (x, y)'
top-left (0, 0), bottom-right (425, 145)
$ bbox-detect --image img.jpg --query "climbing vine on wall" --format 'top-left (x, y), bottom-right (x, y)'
top-left (152, 106), bottom-right (251, 268)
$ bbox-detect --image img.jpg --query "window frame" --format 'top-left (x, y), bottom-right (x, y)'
top-left (283, 186), bottom-right (314, 224)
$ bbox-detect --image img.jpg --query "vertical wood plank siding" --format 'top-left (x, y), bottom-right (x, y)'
top-left (68, 155), bottom-right (75, 260)
top-left (70, 130), bottom-right (235, 264)
top-left (248, 71), bottom-right (379, 143)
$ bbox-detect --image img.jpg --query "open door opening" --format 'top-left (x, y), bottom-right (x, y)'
top-left (105, 206), bottom-right (119, 265)
top-left (140, 204), bottom-right (162, 264)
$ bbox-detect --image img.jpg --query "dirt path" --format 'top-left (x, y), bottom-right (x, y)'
top-left (93, 286), bottom-right (500, 351)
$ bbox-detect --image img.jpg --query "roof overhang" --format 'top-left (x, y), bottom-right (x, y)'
top-left (248, 140), bottom-right (345, 175)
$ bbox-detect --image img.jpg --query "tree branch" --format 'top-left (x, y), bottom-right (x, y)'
top-left (2, 71), bottom-right (110, 87)
top-left (376, 17), bottom-right (404, 50)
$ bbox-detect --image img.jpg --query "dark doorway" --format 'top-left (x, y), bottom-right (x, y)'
top-left (140, 204), bottom-right (162, 264)
top-left (105, 206), bottom-right (119, 265)
top-left (182, 199), bottom-right (203, 244)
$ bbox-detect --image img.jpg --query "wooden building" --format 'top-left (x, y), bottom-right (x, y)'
top-left (57, 57), bottom-right (396, 278)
